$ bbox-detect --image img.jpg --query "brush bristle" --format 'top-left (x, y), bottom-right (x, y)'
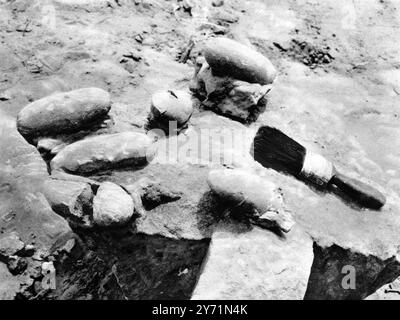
top-left (251, 126), bottom-right (306, 176)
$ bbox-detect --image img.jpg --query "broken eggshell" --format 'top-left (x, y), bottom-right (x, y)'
top-left (148, 90), bottom-right (193, 134)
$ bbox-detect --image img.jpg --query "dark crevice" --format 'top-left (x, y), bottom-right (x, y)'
top-left (304, 242), bottom-right (400, 300)
top-left (51, 227), bottom-right (210, 300)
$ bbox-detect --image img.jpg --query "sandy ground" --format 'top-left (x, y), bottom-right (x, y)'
top-left (1, 0), bottom-right (399, 185)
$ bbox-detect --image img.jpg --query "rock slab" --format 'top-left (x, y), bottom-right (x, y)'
top-left (192, 222), bottom-right (313, 299)
top-left (0, 117), bottom-right (73, 299)
top-left (0, 119), bottom-right (73, 254)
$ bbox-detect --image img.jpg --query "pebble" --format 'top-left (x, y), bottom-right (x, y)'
top-left (134, 34), bottom-right (143, 43)
top-left (0, 92), bottom-right (11, 101)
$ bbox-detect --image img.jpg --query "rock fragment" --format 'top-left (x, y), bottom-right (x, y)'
top-left (17, 87), bottom-right (111, 140)
top-left (50, 131), bottom-right (155, 175)
top-left (125, 177), bottom-right (182, 210)
top-left (209, 10), bottom-right (239, 27)
top-left (212, 0), bottom-right (224, 7)
top-left (93, 182), bottom-right (134, 227)
top-left (148, 90), bottom-right (193, 134)
top-left (207, 169), bottom-right (294, 233)
top-left (192, 61), bottom-right (271, 123)
top-left (43, 179), bottom-right (94, 227)
top-left (0, 232), bottom-right (25, 258)
top-left (7, 256), bottom-right (28, 275)
top-left (0, 92), bottom-right (11, 101)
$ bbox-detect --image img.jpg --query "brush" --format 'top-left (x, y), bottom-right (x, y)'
top-left (251, 126), bottom-right (386, 210)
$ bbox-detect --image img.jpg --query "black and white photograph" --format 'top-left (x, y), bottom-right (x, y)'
top-left (0, 0), bottom-right (399, 306)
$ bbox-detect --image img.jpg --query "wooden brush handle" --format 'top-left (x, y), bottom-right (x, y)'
top-left (329, 171), bottom-right (386, 209)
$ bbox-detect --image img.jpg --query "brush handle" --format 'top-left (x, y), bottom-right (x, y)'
top-left (329, 171), bottom-right (386, 209)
